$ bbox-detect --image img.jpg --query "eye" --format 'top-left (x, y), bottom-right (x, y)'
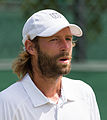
top-left (65, 37), bottom-right (72, 41)
top-left (49, 38), bottom-right (58, 42)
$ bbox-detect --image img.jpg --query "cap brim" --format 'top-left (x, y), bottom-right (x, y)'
top-left (69, 24), bottom-right (83, 37)
top-left (37, 23), bottom-right (83, 38)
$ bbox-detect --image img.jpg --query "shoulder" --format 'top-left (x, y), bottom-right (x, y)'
top-left (0, 81), bottom-right (28, 119)
top-left (0, 81), bottom-right (28, 107)
top-left (62, 77), bottom-right (95, 99)
top-left (62, 77), bottom-right (92, 90)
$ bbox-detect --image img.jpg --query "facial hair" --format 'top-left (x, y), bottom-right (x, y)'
top-left (37, 47), bottom-right (71, 78)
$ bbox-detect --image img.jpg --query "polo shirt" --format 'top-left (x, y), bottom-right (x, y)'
top-left (0, 73), bottom-right (100, 120)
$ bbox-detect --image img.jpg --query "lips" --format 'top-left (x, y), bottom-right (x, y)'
top-left (58, 56), bottom-right (72, 63)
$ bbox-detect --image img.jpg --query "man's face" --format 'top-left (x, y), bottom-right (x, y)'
top-left (35, 27), bottom-right (73, 78)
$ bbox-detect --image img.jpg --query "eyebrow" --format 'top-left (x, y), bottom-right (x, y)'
top-left (65, 35), bottom-right (73, 37)
top-left (52, 35), bottom-right (73, 38)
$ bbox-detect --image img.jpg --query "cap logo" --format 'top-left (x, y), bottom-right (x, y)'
top-left (49, 13), bottom-right (61, 19)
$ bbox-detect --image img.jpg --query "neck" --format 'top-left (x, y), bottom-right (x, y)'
top-left (32, 70), bottom-right (62, 103)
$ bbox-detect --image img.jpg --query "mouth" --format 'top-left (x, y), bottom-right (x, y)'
top-left (58, 57), bottom-right (72, 64)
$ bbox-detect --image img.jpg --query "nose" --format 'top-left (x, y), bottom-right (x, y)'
top-left (59, 39), bottom-right (69, 51)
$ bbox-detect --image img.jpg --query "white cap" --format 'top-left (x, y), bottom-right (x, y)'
top-left (22, 9), bottom-right (83, 45)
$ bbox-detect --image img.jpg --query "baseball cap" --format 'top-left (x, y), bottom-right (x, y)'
top-left (22, 9), bottom-right (83, 45)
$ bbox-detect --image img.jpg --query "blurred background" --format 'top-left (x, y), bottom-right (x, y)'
top-left (0, 0), bottom-right (107, 119)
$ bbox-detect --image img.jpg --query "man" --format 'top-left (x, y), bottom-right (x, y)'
top-left (0, 9), bottom-right (100, 120)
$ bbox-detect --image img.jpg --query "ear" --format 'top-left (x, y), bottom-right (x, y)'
top-left (25, 40), bottom-right (36, 55)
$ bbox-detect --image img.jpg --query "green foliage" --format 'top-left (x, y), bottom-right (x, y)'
top-left (21, 0), bottom-right (59, 18)
top-left (85, 0), bottom-right (107, 40)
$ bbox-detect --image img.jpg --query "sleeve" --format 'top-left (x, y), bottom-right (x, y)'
top-left (86, 85), bottom-right (101, 120)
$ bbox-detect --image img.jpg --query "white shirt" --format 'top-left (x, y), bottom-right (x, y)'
top-left (0, 73), bottom-right (100, 120)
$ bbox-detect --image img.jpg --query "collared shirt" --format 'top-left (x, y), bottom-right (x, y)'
top-left (0, 73), bottom-right (100, 120)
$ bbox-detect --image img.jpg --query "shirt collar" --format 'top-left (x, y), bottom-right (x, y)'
top-left (21, 74), bottom-right (77, 107)
top-left (21, 73), bottom-right (49, 107)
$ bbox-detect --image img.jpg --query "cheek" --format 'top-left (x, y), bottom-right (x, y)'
top-left (40, 44), bottom-right (59, 56)
top-left (69, 46), bottom-right (73, 55)
top-left (46, 47), bottom-right (59, 56)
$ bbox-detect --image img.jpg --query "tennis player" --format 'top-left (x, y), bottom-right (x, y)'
top-left (0, 9), bottom-right (100, 120)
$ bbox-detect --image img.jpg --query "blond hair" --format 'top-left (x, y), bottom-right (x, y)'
top-left (12, 51), bottom-right (33, 80)
top-left (12, 37), bottom-right (38, 80)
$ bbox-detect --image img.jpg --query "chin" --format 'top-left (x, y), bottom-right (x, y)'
top-left (58, 66), bottom-right (71, 75)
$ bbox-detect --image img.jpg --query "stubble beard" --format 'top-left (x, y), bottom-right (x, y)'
top-left (36, 47), bottom-right (71, 78)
